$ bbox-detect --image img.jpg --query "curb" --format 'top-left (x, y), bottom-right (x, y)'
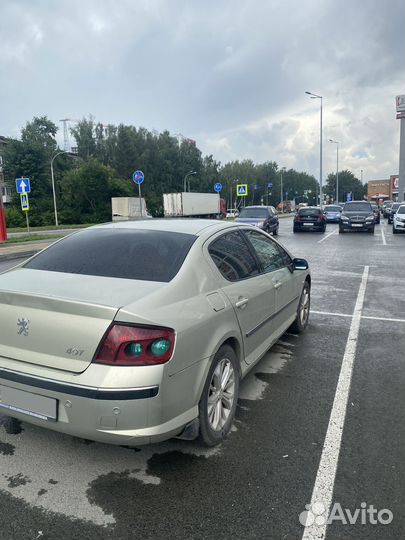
top-left (0, 249), bottom-right (42, 262)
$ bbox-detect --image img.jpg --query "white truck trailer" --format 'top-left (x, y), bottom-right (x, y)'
top-left (163, 192), bottom-right (223, 217)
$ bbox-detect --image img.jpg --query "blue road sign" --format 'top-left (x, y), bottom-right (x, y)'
top-left (268, 182), bottom-right (273, 189)
top-left (346, 192), bottom-right (352, 201)
top-left (132, 170), bottom-right (145, 185)
top-left (16, 178), bottom-right (31, 194)
top-left (214, 182), bottom-right (222, 193)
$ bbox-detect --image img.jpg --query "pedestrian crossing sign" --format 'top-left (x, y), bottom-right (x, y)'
top-left (20, 193), bottom-right (29, 212)
top-left (237, 184), bottom-right (248, 197)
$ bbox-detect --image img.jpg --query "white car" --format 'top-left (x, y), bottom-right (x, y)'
top-left (392, 204), bottom-right (405, 234)
top-left (226, 209), bottom-right (239, 219)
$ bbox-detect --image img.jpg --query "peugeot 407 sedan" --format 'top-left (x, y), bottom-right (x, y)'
top-left (0, 220), bottom-right (310, 447)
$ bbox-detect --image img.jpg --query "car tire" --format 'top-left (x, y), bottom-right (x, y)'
top-left (198, 345), bottom-right (239, 447)
top-left (339, 227), bottom-right (345, 234)
top-left (393, 227), bottom-right (398, 234)
top-left (293, 227), bottom-right (300, 233)
top-left (369, 226), bottom-right (375, 234)
top-left (289, 281), bottom-right (311, 334)
top-left (273, 226), bottom-right (279, 236)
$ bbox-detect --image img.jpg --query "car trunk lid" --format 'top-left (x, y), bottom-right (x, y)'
top-left (0, 269), bottom-right (166, 373)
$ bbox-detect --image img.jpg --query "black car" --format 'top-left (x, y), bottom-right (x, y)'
top-left (293, 206), bottom-right (326, 233)
top-left (235, 205), bottom-right (279, 235)
top-left (370, 203), bottom-right (381, 224)
top-left (387, 202), bottom-right (402, 224)
top-left (339, 201), bottom-right (375, 233)
top-left (383, 202), bottom-right (393, 218)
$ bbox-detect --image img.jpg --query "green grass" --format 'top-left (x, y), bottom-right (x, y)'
top-left (5, 235), bottom-right (64, 244)
top-left (6, 223), bottom-right (94, 233)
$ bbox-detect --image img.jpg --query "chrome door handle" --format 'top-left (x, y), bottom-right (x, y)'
top-left (235, 297), bottom-right (249, 309)
top-left (273, 281), bottom-right (282, 290)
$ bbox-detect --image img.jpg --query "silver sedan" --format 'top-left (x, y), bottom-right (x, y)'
top-left (0, 220), bottom-right (310, 446)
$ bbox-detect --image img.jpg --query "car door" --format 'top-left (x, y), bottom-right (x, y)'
top-left (242, 229), bottom-right (301, 325)
top-left (206, 229), bottom-right (278, 365)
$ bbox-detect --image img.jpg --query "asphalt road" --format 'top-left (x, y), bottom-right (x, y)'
top-left (0, 216), bottom-right (404, 540)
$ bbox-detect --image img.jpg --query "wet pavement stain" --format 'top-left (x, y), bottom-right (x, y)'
top-left (6, 473), bottom-right (31, 488)
top-left (0, 441), bottom-right (15, 455)
top-left (37, 488), bottom-right (47, 496)
top-left (48, 479), bottom-right (58, 485)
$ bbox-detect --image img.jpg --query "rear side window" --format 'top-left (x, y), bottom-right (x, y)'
top-left (208, 231), bottom-right (259, 282)
top-left (24, 229), bottom-right (197, 282)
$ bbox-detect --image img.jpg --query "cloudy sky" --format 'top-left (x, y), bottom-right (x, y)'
top-left (1, 0), bottom-right (404, 183)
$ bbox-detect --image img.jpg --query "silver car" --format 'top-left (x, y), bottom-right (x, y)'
top-left (0, 220), bottom-right (310, 446)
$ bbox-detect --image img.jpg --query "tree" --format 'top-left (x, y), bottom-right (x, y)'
top-left (325, 170), bottom-right (366, 202)
top-left (59, 159), bottom-right (132, 223)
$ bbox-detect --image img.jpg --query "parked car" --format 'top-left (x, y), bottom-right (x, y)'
top-left (370, 203), bottom-right (381, 224)
top-left (339, 201), bottom-right (375, 233)
top-left (235, 205), bottom-right (279, 235)
top-left (388, 202), bottom-right (402, 224)
top-left (0, 220), bottom-right (310, 447)
top-left (226, 209), bottom-right (239, 219)
top-left (383, 201), bottom-right (393, 219)
top-left (293, 206), bottom-right (326, 232)
top-left (392, 204), bottom-right (405, 234)
top-left (323, 204), bottom-right (342, 223)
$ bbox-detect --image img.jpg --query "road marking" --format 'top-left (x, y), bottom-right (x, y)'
top-left (362, 315), bottom-right (405, 323)
top-left (311, 310), bottom-right (351, 318)
top-left (317, 230), bottom-right (337, 244)
top-left (381, 227), bottom-right (387, 245)
top-left (301, 266), bottom-right (369, 540)
top-left (311, 310), bottom-right (405, 323)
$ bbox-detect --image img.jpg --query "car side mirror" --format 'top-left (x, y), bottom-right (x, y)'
top-left (292, 258), bottom-right (309, 271)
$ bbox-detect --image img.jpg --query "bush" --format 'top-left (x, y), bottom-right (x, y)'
top-left (5, 206), bottom-right (26, 228)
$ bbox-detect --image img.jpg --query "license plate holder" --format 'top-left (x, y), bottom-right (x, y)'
top-left (0, 385), bottom-right (58, 421)
top-left (303, 222), bottom-right (314, 226)
top-left (351, 223), bottom-right (363, 228)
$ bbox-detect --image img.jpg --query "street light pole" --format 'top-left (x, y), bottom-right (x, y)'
top-left (50, 151), bottom-right (66, 227)
top-left (306, 91), bottom-right (323, 206)
top-left (280, 167), bottom-right (286, 212)
top-left (329, 139), bottom-right (339, 203)
top-left (183, 171), bottom-right (196, 192)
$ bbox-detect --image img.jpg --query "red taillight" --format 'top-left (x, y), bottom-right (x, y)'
top-left (93, 324), bottom-right (175, 366)
top-left (319, 213), bottom-right (325, 220)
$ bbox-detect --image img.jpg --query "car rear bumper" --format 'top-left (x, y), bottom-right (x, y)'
top-left (294, 222), bottom-right (325, 230)
top-left (0, 362), bottom-right (202, 445)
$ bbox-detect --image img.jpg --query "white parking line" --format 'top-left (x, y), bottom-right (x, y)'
top-left (381, 227), bottom-right (387, 245)
top-left (301, 266), bottom-right (369, 540)
top-left (317, 230), bottom-right (337, 244)
top-left (311, 310), bottom-right (405, 323)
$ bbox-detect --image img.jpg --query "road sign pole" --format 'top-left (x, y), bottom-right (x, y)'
top-left (138, 184), bottom-right (143, 216)
top-left (398, 118), bottom-right (405, 203)
top-left (26, 212), bottom-right (30, 235)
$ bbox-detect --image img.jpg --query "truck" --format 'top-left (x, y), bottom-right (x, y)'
top-left (111, 197), bottom-right (151, 221)
top-left (163, 192), bottom-right (226, 218)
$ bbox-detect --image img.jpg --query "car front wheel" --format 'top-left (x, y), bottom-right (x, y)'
top-left (289, 281), bottom-right (310, 334)
top-left (198, 345), bottom-right (239, 446)
top-left (393, 226), bottom-right (398, 234)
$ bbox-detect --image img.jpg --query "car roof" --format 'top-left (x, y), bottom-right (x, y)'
top-left (241, 205), bottom-right (272, 209)
top-left (91, 219), bottom-right (238, 236)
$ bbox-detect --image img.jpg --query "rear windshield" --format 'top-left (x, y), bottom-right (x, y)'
top-left (324, 206), bottom-right (341, 212)
top-left (238, 208), bottom-right (269, 218)
top-left (343, 202), bottom-right (372, 212)
top-left (391, 203), bottom-right (401, 210)
top-left (299, 208), bottom-right (321, 216)
top-left (24, 228), bottom-right (197, 282)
